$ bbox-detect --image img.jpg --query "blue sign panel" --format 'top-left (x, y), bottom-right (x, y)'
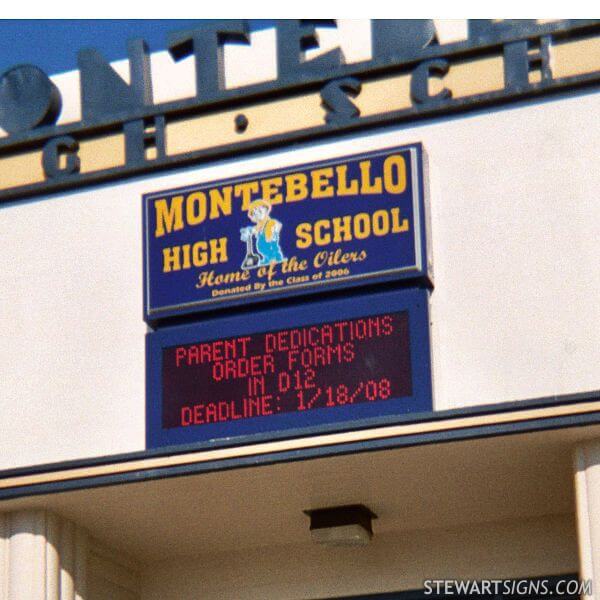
top-left (143, 144), bottom-right (428, 320)
top-left (146, 288), bottom-right (432, 450)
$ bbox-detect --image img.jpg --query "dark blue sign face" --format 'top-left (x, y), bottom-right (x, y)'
top-left (146, 288), bottom-right (433, 450)
top-left (143, 144), bottom-right (428, 320)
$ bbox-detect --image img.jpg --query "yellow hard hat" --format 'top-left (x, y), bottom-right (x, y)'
top-left (248, 198), bottom-right (271, 212)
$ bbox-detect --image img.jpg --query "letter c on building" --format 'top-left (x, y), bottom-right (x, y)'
top-left (410, 59), bottom-right (452, 106)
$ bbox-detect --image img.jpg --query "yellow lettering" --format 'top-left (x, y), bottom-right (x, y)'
top-left (235, 181), bottom-right (260, 210)
top-left (210, 237), bottom-right (228, 263)
top-left (359, 160), bottom-right (382, 194)
top-left (391, 207), bottom-right (409, 232)
top-left (285, 173), bottom-right (308, 202)
top-left (336, 165), bottom-right (359, 195)
top-left (372, 210), bottom-right (390, 236)
top-left (311, 167), bottom-right (334, 198)
top-left (154, 196), bottom-right (184, 238)
top-left (186, 191), bottom-right (207, 226)
top-left (162, 246), bottom-right (181, 272)
top-left (208, 186), bottom-right (233, 219)
top-left (383, 155), bottom-right (406, 194)
top-left (192, 241), bottom-right (208, 267)
top-left (261, 177), bottom-right (283, 205)
top-left (181, 244), bottom-right (191, 269)
top-left (332, 216), bottom-right (353, 243)
top-left (353, 213), bottom-right (371, 239)
top-left (164, 238), bottom-right (229, 272)
top-left (314, 219), bottom-right (331, 246)
top-left (295, 223), bottom-right (312, 249)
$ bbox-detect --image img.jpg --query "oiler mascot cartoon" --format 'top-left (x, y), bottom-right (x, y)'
top-left (240, 199), bottom-right (286, 269)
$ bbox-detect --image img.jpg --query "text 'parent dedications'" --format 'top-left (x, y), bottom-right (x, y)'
top-left (146, 288), bottom-right (433, 448)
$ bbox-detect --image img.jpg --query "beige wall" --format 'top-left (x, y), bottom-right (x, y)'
top-left (0, 21), bottom-right (596, 600)
top-left (0, 90), bottom-right (598, 471)
top-left (0, 26), bottom-right (599, 470)
top-left (140, 514), bottom-right (578, 599)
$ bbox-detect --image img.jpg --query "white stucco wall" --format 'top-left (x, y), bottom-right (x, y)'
top-left (0, 25), bottom-right (598, 471)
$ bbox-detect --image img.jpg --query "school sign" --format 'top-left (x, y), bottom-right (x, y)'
top-left (143, 145), bottom-right (427, 319)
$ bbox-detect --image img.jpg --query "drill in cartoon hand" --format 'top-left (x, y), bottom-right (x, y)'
top-left (240, 225), bottom-right (261, 270)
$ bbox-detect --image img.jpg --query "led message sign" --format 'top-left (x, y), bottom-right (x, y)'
top-left (146, 288), bottom-right (432, 449)
top-left (143, 144), bottom-right (427, 320)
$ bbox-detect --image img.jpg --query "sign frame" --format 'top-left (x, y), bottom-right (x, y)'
top-left (146, 286), bottom-right (433, 451)
top-left (142, 143), bottom-right (430, 322)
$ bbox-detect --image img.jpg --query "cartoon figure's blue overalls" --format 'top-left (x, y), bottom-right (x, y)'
top-left (242, 199), bottom-right (285, 267)
top-left (255, 221), bottom-right (284, 265)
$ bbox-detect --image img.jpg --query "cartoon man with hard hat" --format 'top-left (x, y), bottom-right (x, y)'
top-left (239, 199), bottom-right (285, 269)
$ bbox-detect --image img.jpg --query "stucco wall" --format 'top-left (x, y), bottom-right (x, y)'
top-left (0, 58), bottom-right (598, 471)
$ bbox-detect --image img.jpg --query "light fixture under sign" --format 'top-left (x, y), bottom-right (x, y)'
top-left (304, 504), bottom-right (377, 546)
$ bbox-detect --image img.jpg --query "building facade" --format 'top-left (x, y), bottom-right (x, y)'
top-left (0, 19), bottom-right (599, 600)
